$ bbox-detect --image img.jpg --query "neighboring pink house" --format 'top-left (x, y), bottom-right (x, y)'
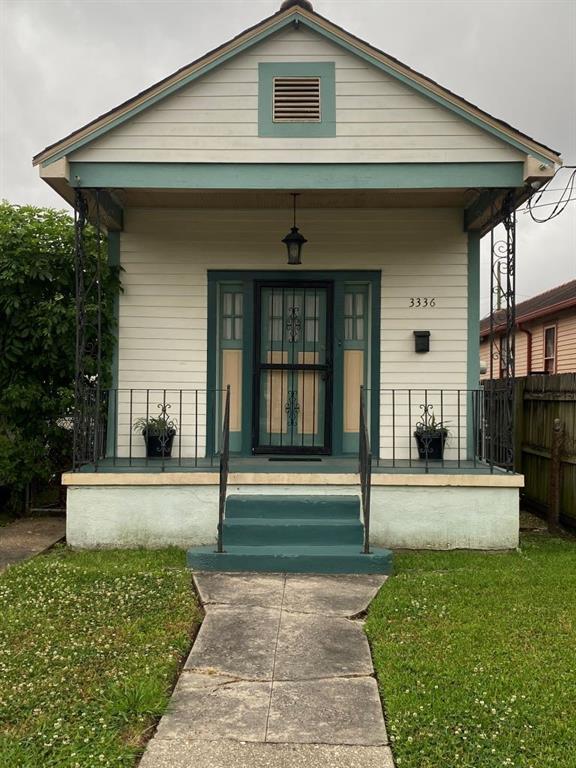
top-left (480, 279), bottom-right (576, 378)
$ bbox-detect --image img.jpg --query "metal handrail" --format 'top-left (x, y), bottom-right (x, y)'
top-left (217, 385), bottom-right (231, 554)
top-left (358, 385), bottom-right (372, 554)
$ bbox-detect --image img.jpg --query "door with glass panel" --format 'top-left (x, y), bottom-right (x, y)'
top-left (253, 282), bottom-right (333, 454)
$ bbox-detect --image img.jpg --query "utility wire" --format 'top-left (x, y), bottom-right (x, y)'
top-left (520, 195), bottom-right (576, 213)
top-left (527, 166), bottom-right (576, 223)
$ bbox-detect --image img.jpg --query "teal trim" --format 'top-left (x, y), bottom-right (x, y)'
top-left (298, 15), bottom-right (554, 167)
top-left (331, 280), bottom-right (345, 455)
top-left (206, 279), bottom-right (218, 457)
top-left (342, 284), bottom-right (370, 454)
top-left (241, 282), bottom-right (255, 455)
top-left (69, 161), bottom-right (525, 190)
top-left (370, 276), bottom-right (381, 458)
top-left (41, 10), bottom-right (555, 169)
top-left (219, 285), bottom-right (244, 452)
top-left (258, 61), bottom-right (335, 138)
top-left (41, 13), bottom-right (302, 167)
top-left (208, 269), bottom-right (381, 457)
top-left (467, 231), bottom-right (481, 459)
top-left (106, 232), bottom-right (120, 458)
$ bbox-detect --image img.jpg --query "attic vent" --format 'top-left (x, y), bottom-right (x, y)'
top-left (273, 77), bottom-right (321, 122)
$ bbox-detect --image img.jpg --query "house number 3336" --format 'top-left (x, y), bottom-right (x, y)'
top-left (409, 297), bottom-right (436, 307)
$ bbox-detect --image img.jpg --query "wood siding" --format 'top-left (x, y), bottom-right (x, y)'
top-left (480, 307), bottom-right (576, 378)
top-left (116, 207), bottom-right (469, 458)
top-left (71, 26), bottom-right (522, 164)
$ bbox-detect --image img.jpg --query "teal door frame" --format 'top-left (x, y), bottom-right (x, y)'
top-left (207, 270), bottom-right (381, 457)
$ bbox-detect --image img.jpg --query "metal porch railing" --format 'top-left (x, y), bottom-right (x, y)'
top-left (72, 387), bottom-right (228, 472)
top-left (366, 388), bottom-right (508, 473)
top-left (217, 386), bottom-right (231, 553)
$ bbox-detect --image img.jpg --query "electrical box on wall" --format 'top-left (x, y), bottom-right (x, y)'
top-left (414, 330), bottom-right (430, 353)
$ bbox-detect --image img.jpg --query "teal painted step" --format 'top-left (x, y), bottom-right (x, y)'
top-left (225, 494), bottom-right (360, 520)
top-left (187, 545), bottom-right (393, 575)
top-left (222, 517), bottom-right (364, 546)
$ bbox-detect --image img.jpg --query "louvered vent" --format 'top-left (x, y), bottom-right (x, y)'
top-left (273, 77), bottom-right (321, 122)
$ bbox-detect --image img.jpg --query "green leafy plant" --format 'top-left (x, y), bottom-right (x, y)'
top-left (133, 413), bottom-right (177, 436)
top-left (0, 200), bottom-right (120, 513)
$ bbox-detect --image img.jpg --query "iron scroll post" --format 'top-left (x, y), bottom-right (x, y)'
top-left (73, 189), bottom-right (104, 471)
top-left (488, 191), bottom-right (517, 471)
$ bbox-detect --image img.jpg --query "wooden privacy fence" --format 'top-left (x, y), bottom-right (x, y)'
top-left (513, 373), bottom-right (576, 527)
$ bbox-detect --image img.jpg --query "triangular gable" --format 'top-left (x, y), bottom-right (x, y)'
top-left (33, 3), bottom-right (561, 167)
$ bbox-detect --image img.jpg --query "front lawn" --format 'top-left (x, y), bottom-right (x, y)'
top-left (366, 534), bottom-right (576, 768)
top-left (0, 547), bottom-right (200, 768)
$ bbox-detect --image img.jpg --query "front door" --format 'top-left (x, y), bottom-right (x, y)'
top-left (253, 282), bottom-right (333, 454)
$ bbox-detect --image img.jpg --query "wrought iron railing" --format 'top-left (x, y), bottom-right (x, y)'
top-left (359, 385), bottom-right (372, 554)
top-left (72, 387), bottom-right (228, 471)
top-left (217, 386), bottom-right (231, 553)
top-left (369, 388), bottom-right (510, 473)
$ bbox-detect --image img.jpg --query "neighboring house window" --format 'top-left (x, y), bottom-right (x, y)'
top-left (258, 62), bottom-right (336, 137)
top-left (544, 325), bottom-right (556, 374)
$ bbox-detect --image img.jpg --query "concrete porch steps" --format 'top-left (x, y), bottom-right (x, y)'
top-left (223, 517), bottom-right (364, 546)
top-left (187, 494), bottom-right (393, 574)
top-left (225, 494), bottom-right (361, 519)
top-left (186, 544), bottom-right (393, 574)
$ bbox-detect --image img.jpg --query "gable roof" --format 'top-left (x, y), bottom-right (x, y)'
top-left (480, 279), bottom-right (576, 337)
top-left (33, 1), bottom-right (562, 167)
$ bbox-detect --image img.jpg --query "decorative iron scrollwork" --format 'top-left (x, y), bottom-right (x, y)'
top-left (285, 306), bottom-right (301, 343)
top-left (487, 190), bottom-right (516, 470)
top-left (73, 189), bottom-right (104, 470)
top-left (284, 390), bottom-right (300, 426)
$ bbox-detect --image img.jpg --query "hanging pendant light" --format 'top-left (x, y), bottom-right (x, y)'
top-left (282, 193), bottom-right (307, 265)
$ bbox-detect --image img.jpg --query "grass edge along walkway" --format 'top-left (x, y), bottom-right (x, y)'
top-left (0, 546), bottom-right (201, 768)
top-left (366, 533), bottom-right (576, 768)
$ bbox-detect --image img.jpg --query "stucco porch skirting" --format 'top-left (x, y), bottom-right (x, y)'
top-left (63, 473), bottom-right (522, 551)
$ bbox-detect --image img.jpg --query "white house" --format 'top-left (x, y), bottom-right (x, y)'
top-left (34, 0), bottom-right (561, 570)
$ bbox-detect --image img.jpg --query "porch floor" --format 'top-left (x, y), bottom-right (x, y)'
top-left (76, 456), bottom-right (510, 475)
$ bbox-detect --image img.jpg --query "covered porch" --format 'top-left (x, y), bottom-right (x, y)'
top-left (59, 170), bottom-right (528, 560)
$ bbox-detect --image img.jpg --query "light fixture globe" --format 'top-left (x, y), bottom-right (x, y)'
top-left (282, 193), bottom-right (307, 265)
top-left (282, 226), bottom-right (307, 265)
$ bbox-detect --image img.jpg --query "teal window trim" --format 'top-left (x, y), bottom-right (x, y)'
top-left (258, 62), bottom-right (336, 138)
top-left (342, 284), bottom-right (370, 455)
top-left (218, 284), bottom-right (244, 453)
top-left (207, 270), bottom-right (381, 457)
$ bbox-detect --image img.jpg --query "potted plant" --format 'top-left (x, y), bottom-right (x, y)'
top-left (413, 406), bottom-right (448, 460)
top-left (133, 412), bottom-right (177, 458)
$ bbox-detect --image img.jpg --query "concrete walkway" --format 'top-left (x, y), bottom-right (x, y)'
top-left (140, 572), bottom-right (394, 768)
top-left (0, 516), bottom-right (65, 571)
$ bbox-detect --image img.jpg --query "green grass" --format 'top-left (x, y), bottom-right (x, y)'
top-left (0, 547), bottom-right (201, 768)
top-left (366, 534), bottom-right (576, 768)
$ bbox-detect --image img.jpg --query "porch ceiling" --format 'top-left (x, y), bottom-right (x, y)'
top-left (111, 188), bottom-right (477, 209)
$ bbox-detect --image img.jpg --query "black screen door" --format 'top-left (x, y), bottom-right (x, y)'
top-left (253, 282), bottom-right (333, 454)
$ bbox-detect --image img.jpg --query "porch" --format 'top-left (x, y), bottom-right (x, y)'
top-left (62, 176), bottom-right (527, 562)
top-left (64, 385), bottom-right (522, 559)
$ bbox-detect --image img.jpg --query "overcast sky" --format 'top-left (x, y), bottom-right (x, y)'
top-left (1, 0), bottom-right (574, 316)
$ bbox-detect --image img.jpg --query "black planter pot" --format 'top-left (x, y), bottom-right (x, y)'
top-left (414, 430), bottom-right (447, 460)
top-left (143, 429), bottom-right (176, 458)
